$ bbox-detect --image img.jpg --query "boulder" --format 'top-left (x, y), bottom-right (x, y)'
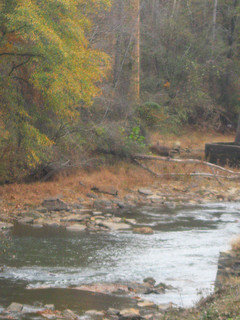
top-left (101, 221), bottom-right (131, 231)
top-left (44, 304), bottom-right (55, 311)
top-left (42, 198), bottom-right (69, 211)
top-left (137, 301), bottom-right (156, 308)
top-left (138, 189), bottom-right (153, 196)
top-left (0, 222), bottom-right (14, 230)
top-left (119, 308), bottom-right (141, 319)
top-left (18, 217), bottom-right (34, 224)
top-left (66, 224), bottom-right (86, 232)
top-left (85, 310), bottom-right (105, 318)
top-left (62, 309), bottom-right (78, 319)
top-left (92, 186), bottom-right (118, 196)
top-left (143, 277), bottom-right (156, 286)
top-left (7, 302), bottom-right (23, 313)
top-left (133, 227), bottom-right (154, 234)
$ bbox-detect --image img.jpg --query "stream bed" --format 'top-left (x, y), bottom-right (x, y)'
top-left (0, 202), bottom-right (240, 316)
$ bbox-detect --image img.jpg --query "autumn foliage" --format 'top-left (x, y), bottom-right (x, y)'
top-left (0, 0), bottom-right (110, 182)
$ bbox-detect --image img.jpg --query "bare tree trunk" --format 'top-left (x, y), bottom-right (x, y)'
top-left (212, 0), bottom-right (218, 43)
top-left (128, 0), bottom-right (140, 102)
top-left (113, 0), bottom-right (124, 87)
top-left (235, 114), bottom-right (240, 145)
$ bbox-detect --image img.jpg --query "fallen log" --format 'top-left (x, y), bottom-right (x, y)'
top-left (134, 154), bottom-right (240, 176)
top-left (133, 159), bottom-right (240, 181)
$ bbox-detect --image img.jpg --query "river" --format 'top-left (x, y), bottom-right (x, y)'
top-left (0, 201), bottom-right (240, 316)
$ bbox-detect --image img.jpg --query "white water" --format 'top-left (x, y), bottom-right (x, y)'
top-left (0, 202), bottom-right (240, 310)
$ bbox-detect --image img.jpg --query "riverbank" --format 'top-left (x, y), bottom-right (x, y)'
top-left (0, 130), bottom-right (240, 229)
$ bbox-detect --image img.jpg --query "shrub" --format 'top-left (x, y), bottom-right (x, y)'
top-left (137, 102), bottom-right (166, 128)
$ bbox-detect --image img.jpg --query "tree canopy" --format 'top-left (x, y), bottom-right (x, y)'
top-left (0, 0), bottom-right (110, 178)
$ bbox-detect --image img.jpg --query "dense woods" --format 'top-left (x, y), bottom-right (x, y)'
top-left (1, 0), bottom-right (240, 183)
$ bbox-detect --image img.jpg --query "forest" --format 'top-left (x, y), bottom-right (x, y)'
top-left (0, 0), bottom-right (240, 183)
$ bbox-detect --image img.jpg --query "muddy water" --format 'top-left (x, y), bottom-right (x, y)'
top-left (0, 202), bottom-right (240, 314)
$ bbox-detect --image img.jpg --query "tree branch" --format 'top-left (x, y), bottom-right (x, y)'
top-left (9, 57), bottom-right (32, 76)
top-left (0, 52), bottom-right (42, 58)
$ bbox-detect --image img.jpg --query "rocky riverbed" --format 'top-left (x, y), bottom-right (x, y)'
top-left (1, 183), bottom-right (240, 234)
top-left (1, 185), bottom-right (240, 320)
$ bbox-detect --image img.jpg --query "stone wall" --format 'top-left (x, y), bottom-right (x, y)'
top-left (215, 251), bottom-right (240, 287)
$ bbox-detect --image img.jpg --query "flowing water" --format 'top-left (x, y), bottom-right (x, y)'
top-left (0, 202), bottom-right (240, 315)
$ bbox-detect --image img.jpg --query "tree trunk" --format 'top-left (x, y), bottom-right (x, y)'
top-left (128, 0), bottom-right (140, 102)
top-left (235, 114), bottom-right (240, 145)
top-left (113, 0), bottom-right (124, 87)
top-left (212, 0), bottom-right (218, 44)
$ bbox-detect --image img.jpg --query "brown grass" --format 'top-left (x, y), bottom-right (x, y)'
top-left (150, 127), bottom-right (235, 149)
top-left (231, 236), bottom-right (240, 252)
top-left (0, 162), bottom-right (155, 211)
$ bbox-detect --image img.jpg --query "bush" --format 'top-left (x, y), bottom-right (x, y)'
top-left (137, 102), bottom-right (166, 128)
top-left (92, 122), bottom-right (146, 158)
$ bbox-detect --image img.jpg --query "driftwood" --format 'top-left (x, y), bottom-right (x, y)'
top-left (134, 154), bottom-right (240, 176)
top-left (133, 155), bottom-right (240, 183)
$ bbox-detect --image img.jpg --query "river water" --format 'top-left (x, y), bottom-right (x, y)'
top-left (0, 202), bottom-right (240, 315)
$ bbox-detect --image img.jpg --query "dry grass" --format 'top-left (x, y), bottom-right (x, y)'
top-left (150, 127), bottom-right (235, 150)
top-left (0, 162), bottom-right (155, 211)
top-left (231, 236), bottom-right (240, 252)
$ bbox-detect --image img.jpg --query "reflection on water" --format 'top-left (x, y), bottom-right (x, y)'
top-left (0, 202), bottom-right (240, 312)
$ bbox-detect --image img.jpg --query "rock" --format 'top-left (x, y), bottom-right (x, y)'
top-left (18, 217), bottom-right (34, 224)
top-left (125, 219), bottom-right (137, 225)
top-left (138, 189), bottom-right (153, 196)
top-left (66, 224), bottom-right (86, 232)
top-left (45, 222), bottom-right (60, 228)
top-left (133, 227), bottom-right (153, 234)
top-left (7, 302), bottom-right (23, 312)
top-left (92, 211), bottom-right (103, 216)
top-left (32, 224), bottom-right (43, 228)
top-left (119, 308), bottom-right (140, 319)
top-left (116, 202), bottom-right (126, 209)
top-left (0, 222), bottom-right (14, 230)
top-left (45, 304), bottom-right (55, 311)
top-left (107, 308), bottom-right (120, 316)
top-left (158, 302), bottom-right (175, 310)
top-left (92, 186), bottom-right (118, 196)
top-left (101, 221), bottom-right (131, 231)
top-left (143, 277), bottom-right (156, 286)
top-left (62, 309), bottom-right (78, 319)
top-left (137, 301), bottom-right (156, 308)
top-left (87, 192), bottom-right (98, 199)
top-left (124, 194), bottom-right (136, 201)
top-left (42, 198), bottom-right (69, 211)
top-left (61, 214), bottom-right (90, 223)
top-left (85, 310), bottom-right (105, 318)
top-left (36, 207), bottom-right (48, 213)
top-left (147, 195), bottom-right (163, 202)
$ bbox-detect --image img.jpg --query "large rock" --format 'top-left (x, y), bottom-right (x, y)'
top-left (133, 227), bottom-right (154, 234)
top-left (0, 222), bottom-right (14, 230)
top-left (66, 224), bottom-right (86, 232)
top-left (62, 309), bottom-right (78, 319)
top-left (18, 217), bottom-right (34, 224)
top-left (7, 302), bottom-right (23, 313)
top-left (42, 198), bottom-right (69, 211)
top-left (138, 189), bottom-right (153, 196)
top-left (100, 221), bottom-right (131, 231)
top-left (92, 186), bottom-right (118, 196)
top-left (85, 310), bottom-right (105, 318)
top-left (119, 308), bottom-right (141, 319)
top-left (61, 214), bottom-right (90, 223)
